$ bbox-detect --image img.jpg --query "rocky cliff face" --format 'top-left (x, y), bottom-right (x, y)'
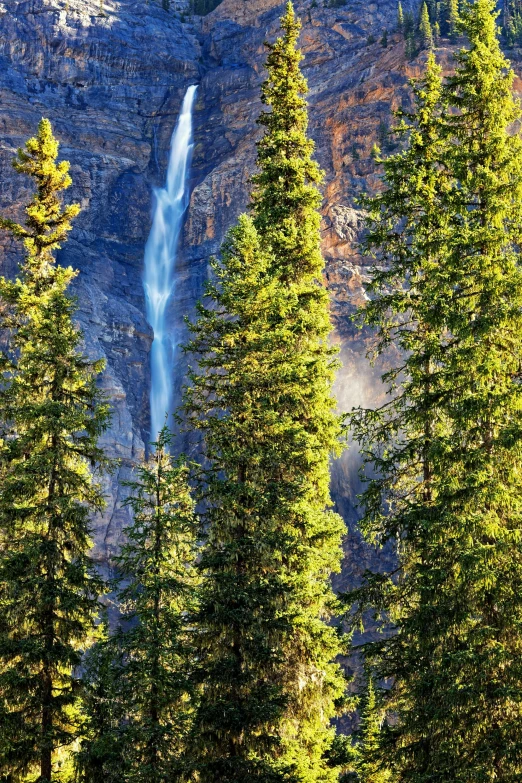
top-left (0, 0), bottom-right (423, 587)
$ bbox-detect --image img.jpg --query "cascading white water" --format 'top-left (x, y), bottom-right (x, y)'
top-left (143, 85), bottom-right (197, 440)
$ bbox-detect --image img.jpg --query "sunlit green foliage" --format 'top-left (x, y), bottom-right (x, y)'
top-left (397, 1), bottom-right (404, 31)
top-left (184, 5), bottom-right (347, 783)
top-left (347, 0), bottom-right (522, 779)
top-left (419, 2), bottom-right (433, 48)
top-left (355, 676), bottom-right (392, 783)
top-left (0, 119), bottom-right (110, 782)
top-left (76, 427), bottom-right (199, 783)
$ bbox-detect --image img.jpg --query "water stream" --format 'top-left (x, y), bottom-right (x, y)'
top-left (143, 85), bottom-right (197, 440)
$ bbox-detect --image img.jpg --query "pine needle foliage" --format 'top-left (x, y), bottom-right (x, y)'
top-left (397, 2), bottom-right (404, 32)
top-left (251, 2), bottom-right (324, 282)
top-left (0, 119), bottom-right (110, 782)
top-left (74, 618), bottom-right (127, 783)
top-left (112, 427), bottom-right (199, 783)
top-left (77, 428), bottom-right (199, 783)
top-left (184, 9), bottom-right (346, 779)
top-left (347, 1), bottom-right (522, 780)
top-left (419, 2), bottom-right (433, 49)
top-left (355, 676), bottom-right (391, 783)
top-left (185, 213), bottom-right (345, 783)
top-left (447, 0), bottom-right (459, 37)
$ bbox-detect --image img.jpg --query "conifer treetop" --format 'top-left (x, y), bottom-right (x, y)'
top-left (419, 2), bottom-right (433, 49)
top-left (259, 2), bottom-right (307, 116)
top-left (446, 0), bottom-right (522, 263)
top-left (1, 118), bottom-right (80, 273)
top-left (450, 0), bottom-right (519, 129)
top-left (251, 1), bottom-right (324, 280)
top-left (398, 1), bottom-right (404, 32)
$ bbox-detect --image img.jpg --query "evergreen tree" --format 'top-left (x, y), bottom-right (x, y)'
top-left (355, 676), bottom-right (390, 783)
top-left (348, 1), bottom-right (522, 779)
top-left (0, 119), bottom-right (110, 782)
top-left (425, 0), bottom-right (436, 22)
top-left (185, 7), bottom-right (346, 782)
top-left (186, 218), bottom-right (296, 783)
top-left (397, 1), bottom-right (404, 33)
top-left (402, 10), bottom-right (417, 57)
top-left (403, 9), bottom-right (415, 37)
top-left (504, 0), bottom-right (522, 45)
top-left (185, 216), bottom-right (345, 783)
top-left (74, 619), bottom-right (127, 783)
top-left (447, 0), bottom-right (459, 37)
top-left (251, 2), bottom-right (324, 281)
top-left (248, 2), bottom-right (348, 776)
top-left (110, 427), bottom-right (198, 783)
top-left (405, 29), bottom-right (417, 59)
top-left (348, 52), bottom-right (451, 777)
top-left (419, 2), bottom-right (433, 48)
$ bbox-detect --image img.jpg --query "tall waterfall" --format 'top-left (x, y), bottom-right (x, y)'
top-left (143, 85), bottom-right (197, 440)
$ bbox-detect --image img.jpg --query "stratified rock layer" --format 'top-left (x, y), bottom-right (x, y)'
top-left (0, 0), bottom-right (424, 588)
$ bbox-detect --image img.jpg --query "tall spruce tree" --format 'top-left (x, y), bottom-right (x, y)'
top-left (185, 220), bottom-right (344, 783)
top-left (348, 1), bottom-right (522, 779)
top-left (184, 6), bottom-right (346, 783)
top-left (185, 218), bottom-right (296, 783)
top-left (419, 2), bottom-right (433, 48)
top-left (355, 676), bottom-right (391, 783)
top-left (397, 1), bottom-right (404, 32)
top-left (251, 2), bottom-right (324, 281)
top-left (81, 427), bottom-right (199, 783)
top-left (347, 51), bottom-right (451, 778)
top-left (0, 119), bottom-right (110, 782)
top-left (447, 0), bottom-right (459, 37)
top-left (403, 11), bottom-right (417, 59)
top-left (504, 0), bottom-right (522, 45)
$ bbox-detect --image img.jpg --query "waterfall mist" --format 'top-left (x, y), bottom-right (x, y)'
top-left (143, 84), bottom-right (197, 441)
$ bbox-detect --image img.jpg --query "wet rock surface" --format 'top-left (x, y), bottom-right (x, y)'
top-left (0, 0), bottom-right (445, 590)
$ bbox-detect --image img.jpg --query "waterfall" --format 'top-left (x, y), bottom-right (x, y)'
top-left (143, 85), bottom-right (197, 440)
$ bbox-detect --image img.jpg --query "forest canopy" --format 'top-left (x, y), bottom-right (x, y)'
top-left (1, 0), bottom-right (522, 781)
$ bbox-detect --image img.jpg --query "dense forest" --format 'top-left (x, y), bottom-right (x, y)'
top-left (1, 0), bottom-right (522, 780)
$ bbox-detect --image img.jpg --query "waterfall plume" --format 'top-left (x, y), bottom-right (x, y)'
top-left (143, 85), bottom-right (197, 440)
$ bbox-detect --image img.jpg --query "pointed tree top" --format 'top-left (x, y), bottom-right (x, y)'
top-left (276, 1), bottom-right (302, 54)
top-left (419, 2), bottom-right (434, 50)
top-left (0, 118), bottom-right (80, 277)
top-left (459, 0), bottom-right (499, 43)
top-left (282, 1), bottom-right (298, 28)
